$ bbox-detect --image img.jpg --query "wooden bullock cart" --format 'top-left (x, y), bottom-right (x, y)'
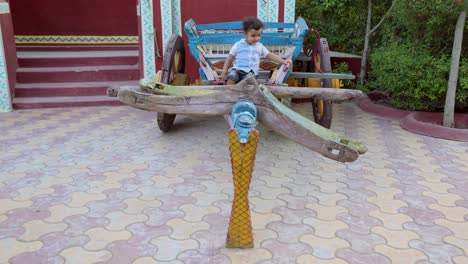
top-left (155, 17), bottom-right (356, 131)
top-left (109, 17), bottom-right (366, 162)
top-left (108, 17), bottom-right (367, 248)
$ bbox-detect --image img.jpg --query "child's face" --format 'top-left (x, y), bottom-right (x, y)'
top-left (245, 28), bottom-right (262, 45)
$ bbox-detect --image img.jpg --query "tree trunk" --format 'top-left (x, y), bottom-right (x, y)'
top-left (359, 1), bottom-right (394, 85)
top-left (443, 9), bottom-right (466, 127)
top-left (359, 0), bottom-right (372, 85)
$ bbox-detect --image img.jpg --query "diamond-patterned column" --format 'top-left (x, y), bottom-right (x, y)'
top-left (257, 0), bottom-right (268, 22)
top-left (226, 129), bottom-right (259, 248)
top-left (267, 0), bottom-right (279, 23)
top-left (160, 0), bottom-right (181, 51)
top-left (160, 0), bottom-right (172, 52)
top-left (257, 0), bottom-right (279, 32)
top-left (171, 0), bottom-right (182, 36)
top-left (0, 25), bottom-right (12, 112)
top-left (141, 0), bottom-right (156, 79)
top-left (258, 0), bottom-right (279, 22)
top-left (284, 0), bottom-right (296, 23)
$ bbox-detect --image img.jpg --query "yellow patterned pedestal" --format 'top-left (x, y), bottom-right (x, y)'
top-left (226, 128), bottom-right (259, 248)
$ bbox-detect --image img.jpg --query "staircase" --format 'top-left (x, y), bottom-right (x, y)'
top-left (13, 46), bottom-right (140, 109)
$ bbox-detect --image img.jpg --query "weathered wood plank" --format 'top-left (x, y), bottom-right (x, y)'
top-left (137, 78), bottom-right (362, 101)
top-left (115, 77), bottom-right (366, 162)
top-left (288, 72), bottom-right (355, 80)
top-left (258, 86), bottom-right (368, 161)
top-left (117, 88), bottom-right (232, 115)
top-left (267, 86), bottom-right (362, 101)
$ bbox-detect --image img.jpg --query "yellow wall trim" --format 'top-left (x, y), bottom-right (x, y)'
top-left (15, 35), bottom-right (139, 45)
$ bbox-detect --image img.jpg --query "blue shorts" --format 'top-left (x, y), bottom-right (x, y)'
top-left (226, 69), bottom-right (257, 83)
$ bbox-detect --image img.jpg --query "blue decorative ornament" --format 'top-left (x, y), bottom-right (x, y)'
top-left (231, 100), bottom-right (258, 143)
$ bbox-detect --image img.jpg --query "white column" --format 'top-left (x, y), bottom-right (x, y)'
top-left (140, 0), bottom-right (156, 79)
top-left (257, 0), bottom-right (279, 22)
top-left (257, 0), bottom-right (268, 22)
top-left (284, 0), bottom-right (296, 23)
top-left (0, 3), bottom-right (12, 112)
top-left (160, 0), bottom-right (172, 52)
top-left (171, 0), bottom-right (182, 36)
top-left (161, 0), bottom-right (181, 52)
top-left (268, 0), bottom-right (279, 22)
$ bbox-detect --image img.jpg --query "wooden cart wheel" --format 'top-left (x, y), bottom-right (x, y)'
top-left (157, 34), bottom-right (185, 132)
top-left (311, 38), bottom-right (333, 129)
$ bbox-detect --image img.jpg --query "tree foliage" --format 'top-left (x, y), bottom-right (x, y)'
top-left (296, 0), bottom-right (467, 111)
top-left (381, 0), bottom-right (465, 55)
top-left (296, 0), bottom-right (391, 53)
top-left (368, 44), bottom-right (467, 111)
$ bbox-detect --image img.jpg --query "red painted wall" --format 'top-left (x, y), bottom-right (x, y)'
top-left (8, 0), bottom-right (138, 35)
top-left (1, 0), bottom-right (17, 96)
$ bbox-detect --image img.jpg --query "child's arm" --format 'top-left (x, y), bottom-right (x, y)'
top-left (220, 55), bottom-right (235, 80)
top-left (266, 53), bottom-right (292, 69)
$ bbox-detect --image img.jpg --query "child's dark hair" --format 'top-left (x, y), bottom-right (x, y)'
top-left (242, 17), bottom-right (264, 32)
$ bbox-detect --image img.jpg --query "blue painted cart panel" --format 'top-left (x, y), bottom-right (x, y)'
top-left (184, 17), bottom-right (309, 64)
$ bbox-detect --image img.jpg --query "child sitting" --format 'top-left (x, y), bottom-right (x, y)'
top-left (220, 16), bottom-right (292, 84)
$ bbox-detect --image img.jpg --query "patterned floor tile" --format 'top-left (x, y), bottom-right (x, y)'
top-left (297, 254), bottom-right (348, 264)
top-left (303, 217), bottom-right (348, 239)
top-left (151, 236), bottom-right (199, 261)
top-left (60, 246), bottom-right (112, 264)
top-left (371, 226), bottom-right (419, 249)
top-left (267, 222), bottom-right (314, 243)
top-left (84, 227), bottom-right (132, 250)
top-left (299, 234), bottom-right (350, 259)
top-left (105, 211), bottom-right (148, 231)
top-left (336, 249), bottom-right (391, 264)
top-left (18, 220), bottom-right (67, 241)
top-left (0, 238), bottom-right (43, 263)
top-left (409, 240), bottom-right (463, 264)
top-left (374, 245), bottom-right (427, 263)
top-left (0, 103), bottom-right (467, 263)
top-left (368, 210), bottom-right (413, 230)
top-left (221, 247), bottom-right (273, 263)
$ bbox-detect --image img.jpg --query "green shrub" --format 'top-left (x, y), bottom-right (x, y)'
top-left (367, 43), bottom-right (467, 111)
top-left (294, 0), bottom-right (467, 112)
top-left (386, 0), bottom-right (464, 56)
top-left (332, 62), bottom-right (355, 89)
top-left (295, 0), bottom-right (370, 54)
top-left (458, 58), bottom-right (468, 107)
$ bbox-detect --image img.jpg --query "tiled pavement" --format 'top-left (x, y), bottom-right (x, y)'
top-left (1, 103), bottom-right (467, 264)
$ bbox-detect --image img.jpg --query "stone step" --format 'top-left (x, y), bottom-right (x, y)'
top-left (13, 47), bottom-right (142, 109)
top-left (15, 44), bottom-right (139, 52)
top-left (15, 80), bottom-right (138, 97)
top-left (17, 65), bottom-right (140, 83)
top-left (17, 50), bottom-right (139, 67)
top-left (12, 95), bottom-right (123, 109)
